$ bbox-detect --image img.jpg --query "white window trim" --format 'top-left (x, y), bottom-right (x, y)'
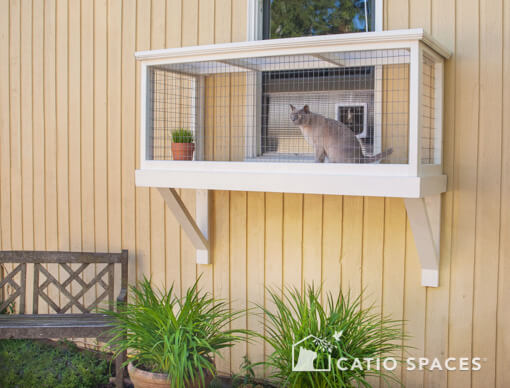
top-left (247, 0), bottom-right (384, 40)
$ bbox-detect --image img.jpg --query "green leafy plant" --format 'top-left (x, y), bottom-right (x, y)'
top-left (258, 284), bottom-right (406, 388)
top-left (230, 356), bottom-right (277, 388)
top-left (171, 128), bottom-right (194, 143)
top-left (232, 356), bottom-right (256, 387)
top-left (102, 277), bottom-right (250, 388)
top-left (0, 339), bottom-right (111, 388)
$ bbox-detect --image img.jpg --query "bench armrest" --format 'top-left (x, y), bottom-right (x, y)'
top-left (116, 288), bottom-right (127, 304)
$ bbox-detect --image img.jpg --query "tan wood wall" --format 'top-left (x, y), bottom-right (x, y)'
top-left (0, 0), bottom-right (509, 387)
top-left (382, 63), bottom-right (410, 163)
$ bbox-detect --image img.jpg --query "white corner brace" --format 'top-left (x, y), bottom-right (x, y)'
top-left (404, 195), bottom-right (441, 287)
top-left (157, 188), bottom-right (210, 264)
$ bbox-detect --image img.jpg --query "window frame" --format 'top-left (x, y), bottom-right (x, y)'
top-left (247, 0), bottom-right (384, 41)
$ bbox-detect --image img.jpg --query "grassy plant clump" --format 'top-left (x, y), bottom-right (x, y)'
top-left (259, 284), bottom-right (406, 388)
top-left (0, 339), bottom-right (111, 388)
top-left (171, 128), bottom-right (194, 143)
top-left (103, 277), bottom-right (249, 388)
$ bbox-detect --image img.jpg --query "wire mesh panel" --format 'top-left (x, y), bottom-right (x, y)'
top-left (146, 48), bottom-right (416, 164)
top-left (421, 53), bottom-right (440, 165)
top-left (149, 69), bottom-right (197, 160)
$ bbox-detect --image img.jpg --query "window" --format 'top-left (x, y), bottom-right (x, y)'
top-left (262, 0), bottom-right (376, 39)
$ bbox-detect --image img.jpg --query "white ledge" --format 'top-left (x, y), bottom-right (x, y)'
top-left (135, 28), bottom-right (451, 63)
top-left (135, 169), bottom-right (447, 198)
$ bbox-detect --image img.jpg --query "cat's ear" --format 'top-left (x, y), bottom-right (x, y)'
top-left (303, 105), bottom-right (310, 113)
top-left (289, 104), bottom-right (296, 111)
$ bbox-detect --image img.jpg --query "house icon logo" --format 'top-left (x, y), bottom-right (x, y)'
top-left (291, 334), bottom-right (333, 372)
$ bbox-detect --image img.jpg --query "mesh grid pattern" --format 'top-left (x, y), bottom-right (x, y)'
top-left (421, 54), bottom-right (439, 164)
top-left (145, 48), bottom-right (433, 165)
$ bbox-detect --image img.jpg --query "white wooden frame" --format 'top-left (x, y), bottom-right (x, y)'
top-left (373, 65), bottom-right (383, 154)
top-left (137, 30), bottom-right (450, 195)
top-left (405, 195), bottom-right (441, 286)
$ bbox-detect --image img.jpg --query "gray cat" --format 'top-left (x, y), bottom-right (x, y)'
top-left (289, 105), bottom-right (393, 163)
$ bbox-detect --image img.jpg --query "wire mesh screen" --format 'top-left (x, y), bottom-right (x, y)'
top-left (147, 49), bottom-right (413, 164)
top-left (421, 53), bottom-right (439, 164)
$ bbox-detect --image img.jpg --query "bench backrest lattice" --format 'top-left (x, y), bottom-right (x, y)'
top-left (0, 251), bottom-right (128, 315)
top-left (0, 262), bottom-right (27, 314)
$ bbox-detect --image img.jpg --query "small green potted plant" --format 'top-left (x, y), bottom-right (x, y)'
top-left (103, 278), bottom-right (249, 388)
top-left (171, 128), bottom-right (195, 160)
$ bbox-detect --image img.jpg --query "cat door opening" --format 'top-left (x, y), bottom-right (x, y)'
top-left (336, 103), bottom-right (368, 137)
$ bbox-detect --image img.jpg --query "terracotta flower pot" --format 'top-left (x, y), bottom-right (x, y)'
top-left (171, 142), bottom-right (195, 161)
top-left (128, 362), bottom-right (213, 388)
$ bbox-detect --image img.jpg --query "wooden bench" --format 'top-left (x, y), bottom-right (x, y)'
top-left (0, 250), bottom-right (128, 388)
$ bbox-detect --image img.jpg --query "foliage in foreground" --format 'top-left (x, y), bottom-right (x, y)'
top-left (258, 284), bottom-right (406, 388)
top-left (0, 339), bottom-right (111, 388)
top-left (103, 277), bottom-right (250, 388)
top-left (231, 356), bottom-right (277, 388)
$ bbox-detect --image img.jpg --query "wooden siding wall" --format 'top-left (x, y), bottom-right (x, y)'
top-left (204, 73), bottom-right (247, 161)
top-left (0, 1), bottom-right (509, 387)
top-left (382, 64), bottom-right (410, 163)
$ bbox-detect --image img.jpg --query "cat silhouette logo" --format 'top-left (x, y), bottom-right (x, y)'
top-left (291, 335), bottom-right (332, 372)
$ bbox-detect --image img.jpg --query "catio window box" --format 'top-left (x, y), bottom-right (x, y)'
top-left (134, 29), bottom-right (451, 286)
top-left (135, 28), bottom-right (450, 198)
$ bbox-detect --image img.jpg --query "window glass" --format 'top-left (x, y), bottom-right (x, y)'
top-left (263, 0), bottom-right (375, 40)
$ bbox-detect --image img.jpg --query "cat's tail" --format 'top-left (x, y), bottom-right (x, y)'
top-left (361, 147), bottom-right (393, 163)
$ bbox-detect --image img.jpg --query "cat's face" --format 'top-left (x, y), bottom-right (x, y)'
top-left (290, 104), bottom-right (311, 125)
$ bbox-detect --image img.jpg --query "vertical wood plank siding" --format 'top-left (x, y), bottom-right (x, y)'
top-left (0, 1), bottom-right (508, 386)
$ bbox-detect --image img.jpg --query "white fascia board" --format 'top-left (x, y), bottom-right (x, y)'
top-left (139, 160), bottom-right (414, 176)
top-left (136, 169), bottom-right (447, 198)
top-left (134, 29), bottom-right (451, 64)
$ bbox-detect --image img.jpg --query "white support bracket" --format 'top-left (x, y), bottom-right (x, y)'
top-left (404, 195), bottom-right (441, 287)
top-left (157, 188), bottom-right (210, 264)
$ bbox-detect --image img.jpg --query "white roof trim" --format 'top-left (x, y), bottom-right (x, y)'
top-left (135, 29), bottom-right (451, 62)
